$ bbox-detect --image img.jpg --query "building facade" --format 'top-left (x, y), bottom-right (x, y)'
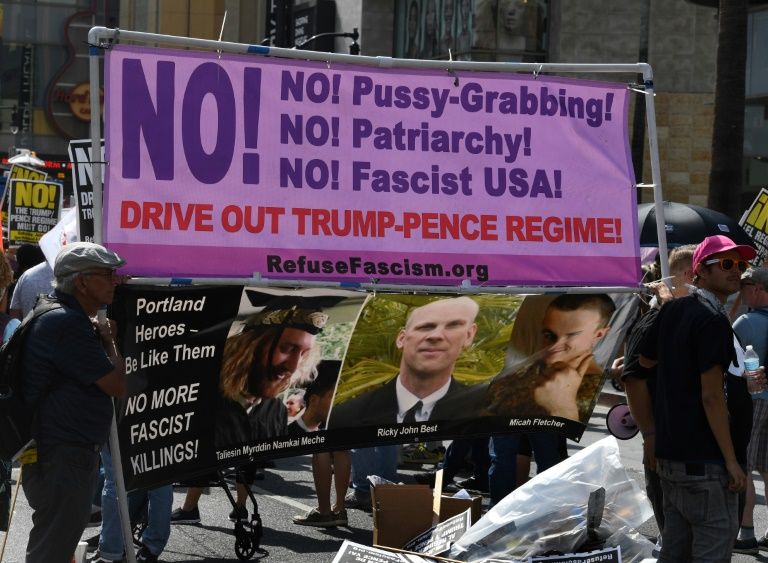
top-left (1, 0), bottom-right (766, 211)
top-left (353, 0), bottom-right (767, 210)
top-left (0, 0), bottom-right (120, 183)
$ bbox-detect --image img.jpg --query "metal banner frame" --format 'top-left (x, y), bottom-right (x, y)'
top-left (87, 26), bottom-right (671, 292)
top-left (86, 27), bottom-right (671, 562)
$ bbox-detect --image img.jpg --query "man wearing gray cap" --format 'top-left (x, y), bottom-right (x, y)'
top-left (21, 242), bottom-right (126, 563)
top-left (734, 267), bottom-right (768, 553)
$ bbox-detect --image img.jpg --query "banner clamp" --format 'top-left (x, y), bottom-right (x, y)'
top-left (627, 81), bottom-right (654, 96)
top-left (88, 28), bottom-right (117, 52)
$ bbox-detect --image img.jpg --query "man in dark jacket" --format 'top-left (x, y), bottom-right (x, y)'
top-left (22, 242), bottom-right (126, 563)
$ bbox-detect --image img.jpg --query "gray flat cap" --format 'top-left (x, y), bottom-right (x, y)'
top-left (742, 267), bottom-right (768, 289)
top-left (54, 242), bottom-right (126, 277)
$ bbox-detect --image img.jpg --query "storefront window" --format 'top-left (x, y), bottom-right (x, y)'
top-left (394, 0), bottom-right (548, 62)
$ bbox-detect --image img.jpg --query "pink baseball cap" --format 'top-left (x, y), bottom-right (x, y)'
top-left (692, 235), bottom-right (756, 271)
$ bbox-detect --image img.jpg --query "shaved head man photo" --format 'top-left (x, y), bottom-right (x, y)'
top-left (329, 296), bottom-right (480, 428)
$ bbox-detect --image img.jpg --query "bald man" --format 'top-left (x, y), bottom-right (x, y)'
top-left (329, 297), bottom-right (479, 428)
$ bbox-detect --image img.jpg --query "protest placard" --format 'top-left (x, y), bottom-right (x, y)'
top-left (530, 546), bottom-right (621, 562)
top-left (68, 138), bottom-right (104, 242)
top-left (332, 541), bottom-right (410, 563)
top-left (3, 164), bottom-right (48, 235)
top-left (104, 45), bottom-right (640, 287)
top-left (403, 510), bottom-right (473, 556)
top-left (7, 179), bottom-right (61, 243)
top-left (740, 187), bottom-right (768, 266)
top-left (112, 285), bottom-right (636, 490)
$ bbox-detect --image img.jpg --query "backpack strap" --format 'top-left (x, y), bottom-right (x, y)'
top-left (29, 295), bottom-right (63, 317)
top-left (0, 296), bottom-right (64, 391)
top-left (15, 296), bottom-right (65, 444)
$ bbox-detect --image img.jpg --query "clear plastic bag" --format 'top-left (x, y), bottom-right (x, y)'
top-left (449, 436), bottom-right (654, 562)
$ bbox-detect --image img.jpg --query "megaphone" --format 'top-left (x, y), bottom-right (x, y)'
top-left (606, 403), bottom-right (639, 440)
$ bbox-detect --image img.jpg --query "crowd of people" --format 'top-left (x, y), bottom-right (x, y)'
top-left (6, 231), bottom-right (768, 563)
top-left (3, 240), bottom-right (614, 562)
top-left (623, 234), bottom-right (768, 561)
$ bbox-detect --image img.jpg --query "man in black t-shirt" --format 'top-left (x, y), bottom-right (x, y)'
top-left (622, 245), bottom-right (694, 541)
top-left (639, 235), bottom-right (754, 562)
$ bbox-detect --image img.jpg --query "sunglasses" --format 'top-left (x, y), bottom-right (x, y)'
top-left (704, 258), bottom-right (749, 273)
top-left (82, 270), bottom-right (118, 279)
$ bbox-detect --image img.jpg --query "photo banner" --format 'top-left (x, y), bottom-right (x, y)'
top-left (7, 179), bottom-right (61, 243)
top-left (104, 45), bottom-right (640, 287)
top-left (3, 164), bottom-right (47, 234)
top-left (68, 138), bottom-right (104, 243)
top-left (112, 285), bottom-right (637, 490)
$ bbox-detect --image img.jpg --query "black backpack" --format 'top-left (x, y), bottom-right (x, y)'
top-left (0, 296), bottom-right (62, 460)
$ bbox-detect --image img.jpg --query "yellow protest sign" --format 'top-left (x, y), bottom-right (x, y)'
top-left (740, 188), bottom-right (768, 266)
top-left (8, 179), bottom-right (62, 243)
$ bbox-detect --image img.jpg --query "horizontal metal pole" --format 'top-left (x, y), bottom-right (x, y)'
top-left (88, 27), bottom-right (652, 79)
top-left (91, 24), bottom-right (652, 296)
top-left (126, 276), bottom-right (643, 295)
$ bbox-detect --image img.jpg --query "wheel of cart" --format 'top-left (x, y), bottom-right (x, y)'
top-left (132, 509), bottom-right (148, 546)
top-left (217, 468), bottom-right (268, 560)
top-left (118, 488), bottom-right (148, 547)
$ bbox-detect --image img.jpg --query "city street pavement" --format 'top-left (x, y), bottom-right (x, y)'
top-left (2, 381), bottom-right (767, 562)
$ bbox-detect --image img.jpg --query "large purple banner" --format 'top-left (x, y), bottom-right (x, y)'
top-left (104, 45), bottom-right (640, 286)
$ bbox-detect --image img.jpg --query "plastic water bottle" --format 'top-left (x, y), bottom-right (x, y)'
top-left (744, 345), bottom-right (764, 394)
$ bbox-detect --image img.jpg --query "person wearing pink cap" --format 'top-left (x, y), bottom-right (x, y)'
top-left (639, 234), bottom-right (756, 562)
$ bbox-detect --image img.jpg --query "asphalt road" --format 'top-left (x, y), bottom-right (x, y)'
top-left (2, 382), bottom-right (767, 562)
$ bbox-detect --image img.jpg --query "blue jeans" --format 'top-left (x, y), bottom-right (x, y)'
top-left (350, 446), bottom-right (398, 492)
top-left (129, 485), bottom-right (173, 556)
top-left (656, 458), bottom-right (738, 563)
top-left (99, 448), bottom-right (124, 560)
top-left (488, 433), bottom-right (565, 506)
top-left (99, 448), bottom-right (173, 559)
top-left (92, 458), bottom-right (105, 508)
top-left (645, 465), bottom-right (665, 533)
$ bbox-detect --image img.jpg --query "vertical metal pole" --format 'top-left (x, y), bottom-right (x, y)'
top-left (630, 0), bottom-right (650, 196)
top-left (89, 42), bottom-right (138, 563)
top-left (642, 66), bottom-right (670, 280)
top-left (89, 47), bottom-right (103, 245)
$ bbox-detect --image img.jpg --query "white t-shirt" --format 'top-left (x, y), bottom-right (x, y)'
top-left (10, 261), bottom-right (54, 317)
top-left (395, 375), bottom-right (451, 423)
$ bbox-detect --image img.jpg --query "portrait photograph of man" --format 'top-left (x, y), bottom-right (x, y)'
top-left (483, 292), bottom-right (636, 423)
top-left (328, 291), bottom-right (636, 434)
top-left (215, 288), bottom-right (366, 450)
top-left (328, 294), bottom-right (518, 429)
